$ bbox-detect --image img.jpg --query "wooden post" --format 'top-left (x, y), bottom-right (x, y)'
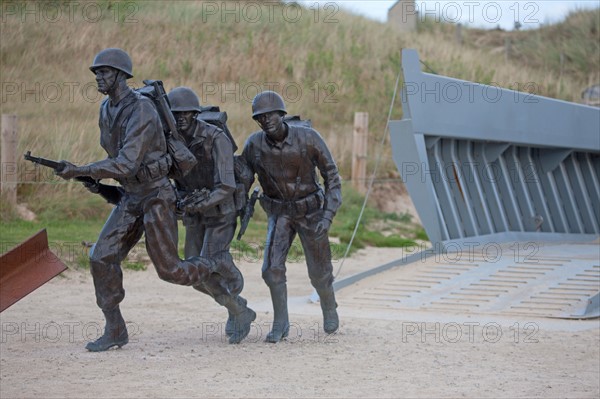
top-left (455, 23), bottom-right (463, 46)
top-left (1, 115), bottom-right (18, 205)
top-left (504, 37), bottom-right (512, 61)
top-left (352, 112), bottom-right (368, 194)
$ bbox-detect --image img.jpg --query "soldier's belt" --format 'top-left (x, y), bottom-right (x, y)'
top-left (122, 154), bottom-right (172, 186)
top-left (259, 190), bottom-right (324, 216)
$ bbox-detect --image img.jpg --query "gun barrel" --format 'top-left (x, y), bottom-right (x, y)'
top-left (149, 80), bottom-right (180, 138)
top-left (23, 152), bottom-right (62, 170)
top-left (24, 152), bottom-right (88, 181)
top-left (24, 152), bottom-right (122, 204)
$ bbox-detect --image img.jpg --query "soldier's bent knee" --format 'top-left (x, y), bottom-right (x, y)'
top-left (155, 266), bottom-right (189, 285)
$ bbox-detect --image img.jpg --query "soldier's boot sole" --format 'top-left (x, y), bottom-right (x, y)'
top-left (265, 323), bottom-right (290, 343)
top-left (85, 329), bottom-right (129, 352)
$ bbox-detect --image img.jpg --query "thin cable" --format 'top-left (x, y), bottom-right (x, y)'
top-left (333, 68), bottom-right (403, 280)
top-left (420, 59), bottom-right (438, 74)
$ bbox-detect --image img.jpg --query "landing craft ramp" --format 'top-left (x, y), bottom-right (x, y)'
top-left (335, 49), bottom-right (599, 319)
top-left (335, 241), bottom-right (599, 319)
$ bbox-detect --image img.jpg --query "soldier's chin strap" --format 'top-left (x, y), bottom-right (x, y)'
top-left (110, 70), bottom-right (123, 93)
top-left (98, 70), bottom-right (123, 95)
top-left (309, 66), bottom-right (403, 303)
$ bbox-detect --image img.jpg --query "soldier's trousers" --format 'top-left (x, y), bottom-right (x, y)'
top-left (183, 212), bottom-right (243, 298)
top-left (262, 208), bottom-right (334, 290)
top-left (88, 179), bottom-right (213, 311)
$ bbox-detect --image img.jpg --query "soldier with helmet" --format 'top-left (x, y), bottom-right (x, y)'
top-left (167, 86), bottom-right (255, 343)
top-left (56, 49), bottom-right (236, 351)
top-left (241, 90), bottom-right (343, 342)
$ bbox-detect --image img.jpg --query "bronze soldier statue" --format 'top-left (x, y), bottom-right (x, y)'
top-left (56, 48), bottom-right (250, 350)
top-left (167, 87), bottom-right (255, 343)
top-left (241, 91), bottom-right (342, 342)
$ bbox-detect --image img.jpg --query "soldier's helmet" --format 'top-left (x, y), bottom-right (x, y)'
top-left (168, 87), bottom-right (202, 112)
top-left (252, 91), bottom-right (287, 119)
top-left (89, 48), bottom-right (133, 79)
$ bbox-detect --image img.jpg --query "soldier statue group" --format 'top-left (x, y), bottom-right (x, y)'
top-left (55, 48), bottom-right (342, 351)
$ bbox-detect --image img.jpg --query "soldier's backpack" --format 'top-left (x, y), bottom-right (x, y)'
top-left (195, 105), bottom-right (250, 213)
top-left (136, 80), bottom-right (197, 178)
top-left (198, 106), bottom-right (238, 153)
top-left (283, 115), bottom-right (312, 129)
top-left (138, 83), bottom-right (246, 214)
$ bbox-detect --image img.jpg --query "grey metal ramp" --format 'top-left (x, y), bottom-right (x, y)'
top-left (337, 241), bottom-right (600, 319)
top-left (390, 49), bottom-right (600, 246)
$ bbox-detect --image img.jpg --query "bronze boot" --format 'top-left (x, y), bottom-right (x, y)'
top-left (216, 295), bottom-right (256, 344)
top-left (317, 287), bottom-right (339, 334)
top-left (225, 296), bottom-right (248, 337)
top-left (266, 283), bottom-right (290, 343)
top-left (86, 306), bottom-right (129, 352)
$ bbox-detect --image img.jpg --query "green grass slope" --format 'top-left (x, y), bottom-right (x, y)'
top-left (1, 1), bottom-right (597, 224)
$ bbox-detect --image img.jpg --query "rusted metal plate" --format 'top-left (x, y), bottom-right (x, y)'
top-left (0, 229), bottom-right (67, 312)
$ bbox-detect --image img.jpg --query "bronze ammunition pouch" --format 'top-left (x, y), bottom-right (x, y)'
top-left (122, 154), bottom-right (172, 186)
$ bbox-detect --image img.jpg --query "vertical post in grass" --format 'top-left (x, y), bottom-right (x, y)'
top-left (455, 23), bottom-right (463, 46)
top-left (352, 112), bottom-right (368, 194)
top-left (1, 114), bottom-right (18, 205)
top-left (504, 37), bottom-right (512, 61)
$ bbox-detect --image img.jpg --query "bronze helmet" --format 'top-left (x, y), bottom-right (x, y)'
top-left (168, 87), bottom-right (202, 112)
top-left (89, 48), bottom-right (133, 78)
top-left (252, 91), bottom-right (286, 119)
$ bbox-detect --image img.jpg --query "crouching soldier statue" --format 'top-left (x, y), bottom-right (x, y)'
top-left (167, 86), bottom-right (254, 343)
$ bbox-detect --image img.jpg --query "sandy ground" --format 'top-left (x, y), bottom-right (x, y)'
top-left (1, 244), bottom-right (599, 398)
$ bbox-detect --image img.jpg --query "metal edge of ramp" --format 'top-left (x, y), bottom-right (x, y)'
top-left (0, 229), bottom-right (68, 312)
top-left (550, 291), bottom-right (600, 320)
